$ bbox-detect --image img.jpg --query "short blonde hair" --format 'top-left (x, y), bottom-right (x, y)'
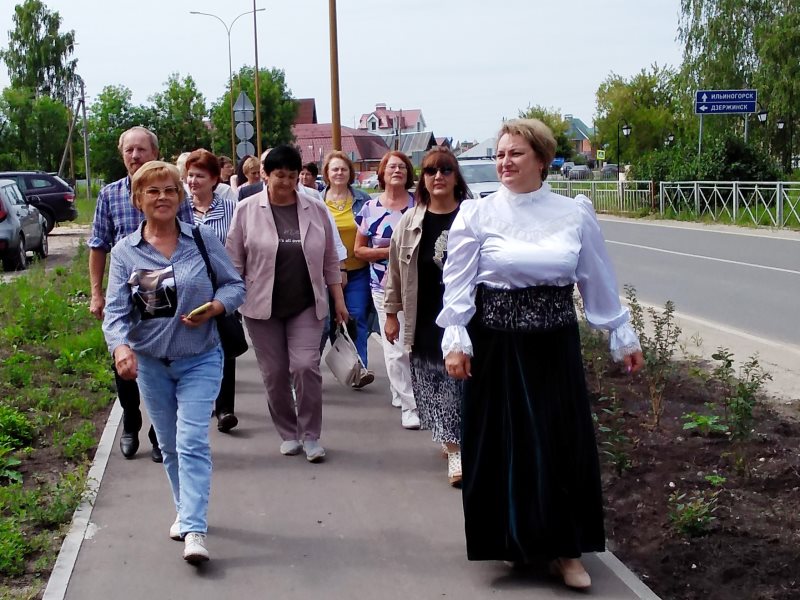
top-left (243, 156), bottom-right (261, 177)
top-left (497, 118), bottom-right (557, 181)
top-left (322, 150), bottom-right (355, 186)
top-left (130, 161), bottom-right (182, 210)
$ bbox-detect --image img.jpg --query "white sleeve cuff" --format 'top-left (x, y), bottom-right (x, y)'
top-left (441, 325), bottom-right (474, 357)
top-left (609, 322), bottom-right (642, 362)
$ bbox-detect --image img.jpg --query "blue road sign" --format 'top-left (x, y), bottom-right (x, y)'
top-left (695, 89), bottom-right (757, 115)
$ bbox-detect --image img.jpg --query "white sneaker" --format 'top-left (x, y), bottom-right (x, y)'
top-left (401, 408), bottom-right (420, 430)
top-left (280, 440), bottom-right (303, 455)
top-left (169, 514), bottom-right (183, 541)
top-left (183, 532), bottom-right (209, 563)
top-left (391, 397), bottom-right (401, 408)
top-left (303, 439), bottom-right (326, 463)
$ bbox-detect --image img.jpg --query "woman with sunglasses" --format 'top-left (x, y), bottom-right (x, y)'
top-left (384, 148), bottom-right (468, 485)
top-left (354, 151), bottom-right (419, 429)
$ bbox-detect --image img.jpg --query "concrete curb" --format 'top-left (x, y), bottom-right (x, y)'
top-left (42, 400), bottom-right (122, 600)
top-left (597, 551), bottom-right (661, 599)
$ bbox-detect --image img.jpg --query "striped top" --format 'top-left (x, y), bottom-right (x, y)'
top-left (102, 220), bottom-right (245, 359)
top-left (190, 192), bottom-right (235, 244)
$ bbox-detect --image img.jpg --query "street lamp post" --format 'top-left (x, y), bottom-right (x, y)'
top-left (190, 8), bottom-right (265, 160)
top-left (617, 121), bottom-right (631, 181)
top-left (328, 0), bottom-right (342, 151)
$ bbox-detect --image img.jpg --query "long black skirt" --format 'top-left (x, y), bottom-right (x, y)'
top-left (461, 320), bottom-right (605, 562)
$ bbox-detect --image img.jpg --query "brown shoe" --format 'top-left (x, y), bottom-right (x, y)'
top-left (549, 558), bottom-right (592, 590)
top-left (351, 370), bottom-right (374, 389)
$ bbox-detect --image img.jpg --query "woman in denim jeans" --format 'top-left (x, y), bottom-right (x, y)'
top-left (103, 161), bottom-right (245, 565)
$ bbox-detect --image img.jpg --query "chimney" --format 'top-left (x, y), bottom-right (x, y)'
top-left (376, 103), bottom-right (387, 110)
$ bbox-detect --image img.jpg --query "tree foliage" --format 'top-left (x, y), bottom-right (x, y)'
top-left (87, 85), bottom-right (153, 182)
top-left (149, 73), bottom-right (211, 161)
top-left (0, 0), bottom-right (77, 103)
top-left (0, 86), bottom-right (70, 171)
top-left (517, 104), bottom-right (574, 159)
top-left (209, 66), bottom-right (297, 157)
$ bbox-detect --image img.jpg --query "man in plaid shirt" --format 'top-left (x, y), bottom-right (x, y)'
top-left (88, 126), bottom-right (193, 461)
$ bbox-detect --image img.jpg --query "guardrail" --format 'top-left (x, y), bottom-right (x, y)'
top-left (548, 180), bottom-right (655, 214)
top-left (659, 181), bottom-right (800, 228)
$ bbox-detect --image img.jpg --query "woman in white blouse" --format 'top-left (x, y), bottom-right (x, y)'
top-left (437, 119), bottom-right (644, 590)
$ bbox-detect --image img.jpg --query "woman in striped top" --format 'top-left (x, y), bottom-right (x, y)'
top-left (186, 149), bottom-right (239, 433)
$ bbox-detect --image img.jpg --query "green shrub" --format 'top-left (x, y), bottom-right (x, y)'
top-left (0, 405), bottom-right (35, 449)
top-left (0, 518), bottom-right (28, 577)
top-left (60, 422), bottom-right (96, 460)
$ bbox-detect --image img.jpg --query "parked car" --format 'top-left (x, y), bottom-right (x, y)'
top-left (0, 171), bottom-right (77, 232)
top-left (600, 164), bottom-right (619, 179)
top-left (560, 161), bottom-right (575, 178)
top-left (360, 174), bottom-right (379, 189)
top-left (551, 157), bottom-right (565, 171)
top-left (567, 165), bottom-right (593, 180)
top-left (0, 179), bottom-right (48, 271)
top-left (457, 157), bottom-right (500, 198)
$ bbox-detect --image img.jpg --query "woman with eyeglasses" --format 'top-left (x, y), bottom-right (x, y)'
top-left (185, 149), bottom-right (239, 432)
top-left (383, 147), bottom-right (468, 485)
top-left (438, 119), bottom-right (644, 590)
top-left (354, 151), bottom-right (419, 429)
top-left (103, 161), bottom-right (245, 564)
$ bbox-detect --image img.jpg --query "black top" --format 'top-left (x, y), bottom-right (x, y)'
top-left (270, 203), bottom-right (314, 319)
top-left (413, 207), bottom-right (460, 360)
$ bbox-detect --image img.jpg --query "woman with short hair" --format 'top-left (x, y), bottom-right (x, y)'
top-left (354, 151), bottom-right (418, 429)
top-left (439, 119), bottom-right (644, 589)
top-left (103, 160), bottom-right (245, 564)
top-left (226, 145), bottom-right (348, 462)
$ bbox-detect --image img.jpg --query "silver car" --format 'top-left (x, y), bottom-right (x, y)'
top-left (0, 179), bottom-right (48, 271)
top-left (458, 157), bottom-right (500, 198)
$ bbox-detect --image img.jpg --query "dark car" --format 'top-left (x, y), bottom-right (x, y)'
top-left (600, 164), bottom-right (619, 179)
top-left (560, 161), bottom-right (575, 178)
top-left (0, 179), bottom-right (48, 271)
top-left (567, 165), bottom-right (593, 180)
top-left (0, 171), bottom-right (77, 232)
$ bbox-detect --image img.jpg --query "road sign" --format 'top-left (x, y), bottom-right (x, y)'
top-left (695, 89), bottom-right (757, 115)
top-left (234, 110), bottom-right (254, 122)
top-left (596, 150), bottom-right (606, 160)
top-left (235, 122), bottom-right (254, 141)
top-left (233, 92), bottom-right (255, 112)
top-left (236, 141), bottom-right (256, 159)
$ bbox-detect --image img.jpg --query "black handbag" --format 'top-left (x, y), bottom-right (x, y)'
top-left (191, 227), bottom-right (249, 358)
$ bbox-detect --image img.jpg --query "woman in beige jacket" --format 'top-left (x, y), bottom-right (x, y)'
top-left (383, 148), bottom-right (469, 486)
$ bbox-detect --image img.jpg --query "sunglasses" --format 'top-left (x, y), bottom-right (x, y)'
top-left (422, 166), bottom-right (454, 176)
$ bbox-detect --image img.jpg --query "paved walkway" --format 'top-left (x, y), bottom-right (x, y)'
top-left (50, 338), bottom-right (659, 600)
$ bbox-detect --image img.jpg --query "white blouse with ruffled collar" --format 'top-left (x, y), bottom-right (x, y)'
top-left (435, 182), bottom-right (640, 361)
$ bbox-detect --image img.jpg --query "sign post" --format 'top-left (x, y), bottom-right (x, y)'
top-left (694, 89), bottom-right (757, 155)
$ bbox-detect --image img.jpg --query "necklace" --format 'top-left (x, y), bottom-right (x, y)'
top-left (326, 192), bottom-right (351, 212)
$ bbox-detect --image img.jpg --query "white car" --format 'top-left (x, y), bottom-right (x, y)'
top-left (457, 157), bottom-right (500, 199)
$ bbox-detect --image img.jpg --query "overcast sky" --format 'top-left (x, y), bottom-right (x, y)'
top-left (0, 0), bottom-right (684, 143)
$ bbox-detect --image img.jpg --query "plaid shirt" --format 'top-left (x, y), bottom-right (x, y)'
top-left (88, 176), bottom-right (194, 251)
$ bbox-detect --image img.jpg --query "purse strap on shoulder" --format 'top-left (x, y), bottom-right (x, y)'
top-left (192, 226), bottom-right (218, 292)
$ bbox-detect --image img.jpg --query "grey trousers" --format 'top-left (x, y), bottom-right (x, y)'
top-left (245, 308), bottom-right (325, 442)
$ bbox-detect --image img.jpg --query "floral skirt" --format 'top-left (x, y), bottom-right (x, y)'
top-left (410, 354), bottom-right (464, 445)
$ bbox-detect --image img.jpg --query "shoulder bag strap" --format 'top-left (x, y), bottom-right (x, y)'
top-left (191, 226), bottom-right (218, 291)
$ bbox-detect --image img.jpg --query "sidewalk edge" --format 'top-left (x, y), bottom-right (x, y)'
top-left (597, 551), bottom-right (662, 599)
top-left (42, 400), bottom-right (122, 600)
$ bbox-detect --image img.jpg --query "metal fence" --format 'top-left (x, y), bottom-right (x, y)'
top-left (659, 181), bottom-right (800, 228)
top-left (547, 180), bottom-right (655, 214)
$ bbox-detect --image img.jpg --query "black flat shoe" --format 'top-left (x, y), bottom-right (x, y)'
top-left (120, 432), bottom-right (139, 458)
top-left (217, 412), bottom-right (238, 433)
top-left (151, 445), bottom-right (163, 463)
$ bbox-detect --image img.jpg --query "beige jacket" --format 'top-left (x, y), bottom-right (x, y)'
top-left (225, 189), bottom-right (342, 321)
top-left (384, 204), bottom-right (427, 348)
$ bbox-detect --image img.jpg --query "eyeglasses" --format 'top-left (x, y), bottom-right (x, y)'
top-left (143, 186), bottom-right (180, 199)
top-left (385, 164), bottom-right (407, 171)
top-left (422, 166), bottom-right (454, 177)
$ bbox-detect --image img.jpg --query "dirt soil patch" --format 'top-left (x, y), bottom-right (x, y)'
top-left (594, 366), bottom-right (800, 600)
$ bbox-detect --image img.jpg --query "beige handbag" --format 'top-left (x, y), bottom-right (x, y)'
top-left (325, 325), bottom-right (365, 387)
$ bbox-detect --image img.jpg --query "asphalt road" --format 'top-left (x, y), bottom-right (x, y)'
top-left (598, 218), bottom-right (800, 348)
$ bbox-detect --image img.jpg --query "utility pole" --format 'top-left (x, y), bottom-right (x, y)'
top-left (328, 0), bottom-right (341, 150)
top-left (80, 78), bottom-right (91, 200)
top-left (253, 0), bottom-right (262, 156)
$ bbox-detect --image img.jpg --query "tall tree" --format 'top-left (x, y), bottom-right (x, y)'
top-left (149, 73), bottom-right (211, 161)
top-left (209, 66), bottom-right (297, 158)
top-left (0, 0), bottom-right (77, 103)
top-left (517, 105), bottom-right (574, 159)
top-left (0, 86), bottom-right (70, 170)
top-left (88, 85), bottom-right (154, 181)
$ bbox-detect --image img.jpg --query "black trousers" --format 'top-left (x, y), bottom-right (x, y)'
top-left (112, 363), bottom-right (158, 447)
top-left (215, 356), bottom-right (236, 415)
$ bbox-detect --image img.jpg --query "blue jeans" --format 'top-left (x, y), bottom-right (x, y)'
top-left (321, 266), bottom-right (372, 366)
top-left (136, 346), bottom-right (222, 535)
